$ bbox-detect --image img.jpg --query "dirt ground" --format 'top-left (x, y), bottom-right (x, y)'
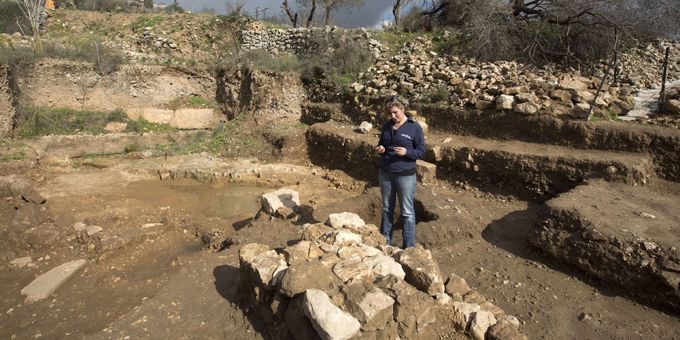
top-left (1, 152), bottom-right (678, 339)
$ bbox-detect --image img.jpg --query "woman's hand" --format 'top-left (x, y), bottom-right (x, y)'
top-left (393, 147), bottom-right (406, 156)
top-left (375, 145), bottom-right (385, 154)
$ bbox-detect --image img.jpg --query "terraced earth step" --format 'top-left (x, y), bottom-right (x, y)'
top-left (417, 106), bottom-right (680, 182)
top-left (306, 121), bottom-right (654, 200)
top-left (530, 179), bottom-right (680, 312)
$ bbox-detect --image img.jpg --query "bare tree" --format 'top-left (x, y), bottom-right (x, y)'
top-left (282, 0), bottom-right (318, 28)
top-left (320, 0), bottom-right (363, 26)
top-left (12, 0), bottom-right (45, 52)
top-left (392, 0), bottom-right (411, 27)
top-left (226, 0), bottom-right (245, 15)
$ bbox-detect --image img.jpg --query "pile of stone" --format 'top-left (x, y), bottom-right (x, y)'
top-left (0, 175), bottom-right (61, 250)
top-left (237, 189), bottom-right (526, 339)
top-left (662, 84), bottom-right (680, 115)
top-left (240, 27), bottom-right (386, 58)
top-left (617, 40), bottom-right (680, 90)
top-left (134, 27), bottom-right (179, 52)
top-left (353, 37), bottom-right (640, 119)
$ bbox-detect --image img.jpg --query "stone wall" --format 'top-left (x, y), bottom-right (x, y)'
top-left (240, 26), bottom-right (384, 57)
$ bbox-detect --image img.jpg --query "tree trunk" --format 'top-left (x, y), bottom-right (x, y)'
top-left (282, 0), bottom-right (298, 27)
top-left (393, 0), bottom-right (403, 26)
top-left (324, 7), bottom-right (331, 26)
top-left (306, 0), bottom-right (317, 28)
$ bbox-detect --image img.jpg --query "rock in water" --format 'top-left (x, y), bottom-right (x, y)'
top-left (303, 288), bottom-right (361, 340)
top-left (21, 259), bottom-right (87, 303)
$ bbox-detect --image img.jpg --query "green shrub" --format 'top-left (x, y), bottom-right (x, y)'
top-left (0, 1), bottom-right (27, 34)
top-left (299, 34), bottom-right (375, 92)
top-left (75, 0), bottom-right (131, 12)
top-left (163, 95), bottom-right (219, 110)
top-left (43, 40), bottom-right (126, 74)
top-left (0, 45), bottom-right (38, 66)
top-left (132, 15), bottom-right (164, 30)
top-left (125, 118), bottom-right (176, 134)
top-left (423, 84), bottom-right (451, 103)
top-left (240, 49), bottom-right (302, 73)
top-left (16, 107), bottom-right (128, 137)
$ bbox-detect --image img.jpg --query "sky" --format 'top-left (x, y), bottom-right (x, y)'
top-left (174, 0), bottom-right (399, 27)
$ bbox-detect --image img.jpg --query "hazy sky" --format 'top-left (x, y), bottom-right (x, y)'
top-left (175, 0), bottom-right (398, 27)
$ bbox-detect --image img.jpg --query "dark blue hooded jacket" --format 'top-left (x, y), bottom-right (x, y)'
top-left (377, 117), bottom-right (426, 174)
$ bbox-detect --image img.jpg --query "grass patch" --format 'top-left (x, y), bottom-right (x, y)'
top-left (0, 152), bottom-right (25, 162)
top-left (423, 83), bottom-right (451, 103)
top-left (0, 38), bottom-right (126, 74)
top-left (0, 45), bottom-right (38, 66)
top-left (132, 15), bottom-right (164, 30)
top-left (125, 118), bottom-right (176, 134)
top-left (589, 109), bottom-right (620, 122)
top-left (163, 95), bottom-right (219, 110)
top-left (372, 29), bottom-right (430, 51)
top-left (157, 113), bottom-right (252, 155)
top-left (16, 107), bottom-right (127, 137)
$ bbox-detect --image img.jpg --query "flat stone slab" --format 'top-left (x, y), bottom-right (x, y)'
top-left (127, 108), bottom-right (217, 129)
top-left (21, 259), bottom-right (87, 303)
top-left (531, 179), bottom-right (680, 312)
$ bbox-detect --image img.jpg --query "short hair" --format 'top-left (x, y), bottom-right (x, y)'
top-left (385, 95), bottom-right (409, 111)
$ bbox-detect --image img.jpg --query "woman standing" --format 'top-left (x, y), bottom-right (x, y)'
top-left (374, 96), bottom-right (426, 249)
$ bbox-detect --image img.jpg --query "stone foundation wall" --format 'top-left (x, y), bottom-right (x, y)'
top-left (240, 27), bottom-right (384, 57)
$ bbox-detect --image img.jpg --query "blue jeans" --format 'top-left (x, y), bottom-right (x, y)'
top-left (379, 170), bottom-right (417, 248)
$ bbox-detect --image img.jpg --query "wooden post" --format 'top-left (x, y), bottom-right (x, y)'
top-left (612, 28), bottom-right (619, 84)
top-left (659, 46), bottom-right (670, 105)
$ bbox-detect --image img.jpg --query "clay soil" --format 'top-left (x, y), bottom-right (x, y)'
top-left (1, 151), bottom-right (678, 339)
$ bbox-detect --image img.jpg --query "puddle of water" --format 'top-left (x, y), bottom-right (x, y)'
top-left (124, 179), bottom-right (269, 219)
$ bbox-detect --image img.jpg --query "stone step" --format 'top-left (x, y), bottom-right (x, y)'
top-left (416, 105), bottom-right (680, 182)
top-left (530, 179), bottom-right (680, 312)
top-left (21, 259), bottom-right (87, 303)
top-left (306, 121), bottom-right (655, 200)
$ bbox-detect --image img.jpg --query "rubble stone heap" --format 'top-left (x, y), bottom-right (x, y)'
top-left (238, 191), bottom-right (527, 339)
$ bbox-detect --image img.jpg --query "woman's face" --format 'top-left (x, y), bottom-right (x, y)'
top-left (388, 105), bottom-right (406, 123)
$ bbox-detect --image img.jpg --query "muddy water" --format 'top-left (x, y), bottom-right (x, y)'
top-left (122, 179), bottom-right (269, 219)
top-left (0, 178), bottom-right (272, 339)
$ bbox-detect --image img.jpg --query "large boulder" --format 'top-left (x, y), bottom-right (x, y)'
top-left (452, 301), bottom-right (481, 331)
top-left (445, 273), bottom-right (471, 296)
top-left (280, 261), bottom-right (338, 298)
top-left (364, 254), bottom-right (406, 280)
top-left (376, 275), bottom-right (436, 338)
top-left (333, 256), bottom-right (374, 283)
top-left (303, 288), bottom-right (361, 340)
top-left (470, 310), bottom-right (497, 340)
top-left (261, 188), bottom-right (300, 215)
top-left (663, 85), bottom-right (680, 114)
top-left (513, 102), bottom-right (540, 115)
top-left (395, 247), bottom-right (445, 295)
top-left (239, 244), bottom-right (288, 292)
top-left (343, 281), bottom-right (395, 331)
top-left (326, 212), bottom-right (366, 229)
top-left (495, 95), bottom-right (515, 110)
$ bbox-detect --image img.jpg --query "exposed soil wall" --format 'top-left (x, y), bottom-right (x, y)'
top-left (530, 180), bottom-right (680, 312)
top-left (0, 66), bottom-right (17, 138)
top-left (419, 105), bottom-right (680, 182)
top-left (16, 59), bottom-right (216, 113)
top-left (306, 122), bottom-right (654, 200)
